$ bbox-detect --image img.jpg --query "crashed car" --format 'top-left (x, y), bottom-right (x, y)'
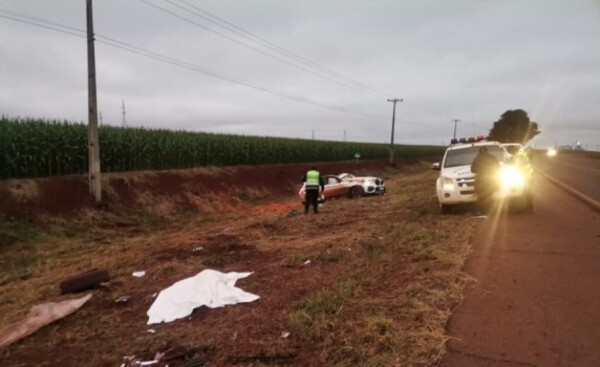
top-left (298, 173), bottom-right (386, 203)
top-left (337, 173), bottom-right (386, 196)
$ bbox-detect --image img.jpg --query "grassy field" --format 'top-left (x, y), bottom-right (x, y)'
top-left (0, 164), bottom-right (477, 366)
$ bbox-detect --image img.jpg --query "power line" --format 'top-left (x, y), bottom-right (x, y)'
top-left (138, 0), bottom-right (387, 97)
top-left (0, 9), bottom-right (456, 134)
top-left (166, 0), bottom-right (392, 98)
top-left (0, 10), bottom-right (388, 122)
top-left (0, 13), bottom-right (84, 38)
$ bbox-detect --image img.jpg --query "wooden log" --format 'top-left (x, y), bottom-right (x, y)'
top-left (60, 269), bottom-right (110, 294)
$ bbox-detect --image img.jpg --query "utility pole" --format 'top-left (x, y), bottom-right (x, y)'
top-left (343, 129), bottom-right (346, 142)
top-left (99, 111), bottom-right (103, 125)
top-left (122, 99), bottom-right (127, 127)
top-left (451, 119), bottom-right (461, 140)
top-left (387, 98), bottom-right (403, 164)
top-left (312, 129), bottom-right (315, 140)
top-left (87, 0), bottom-right (101, 202)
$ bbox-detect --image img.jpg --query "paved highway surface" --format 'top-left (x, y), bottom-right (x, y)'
top-left (440, 155), bottom-right (600, 367)
top-left (534, 152), bottom-right (600, 202)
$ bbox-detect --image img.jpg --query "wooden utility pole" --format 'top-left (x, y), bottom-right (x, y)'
top-left (87, 0), bottom-right (101, 202)
top-left (122, 99), bottom-right (127, 127)
top-left (387, 98), bottom-right (403, 164)
top-left (451, 118), bottom-right (461, 140)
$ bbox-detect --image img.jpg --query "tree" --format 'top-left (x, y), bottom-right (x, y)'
top-left (488, 109), bottom-right (540, 144)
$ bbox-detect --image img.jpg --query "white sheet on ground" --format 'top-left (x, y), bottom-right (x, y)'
top-left (147, 269), bottom-right (259, 325)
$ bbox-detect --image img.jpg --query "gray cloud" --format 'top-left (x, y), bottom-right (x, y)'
top-left (0, 0), bottom-right (598, 149)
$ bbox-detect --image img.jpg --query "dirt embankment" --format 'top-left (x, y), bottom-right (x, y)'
top-left (0, 159), bottom-right (430, 221)
top-left (0, 162), bottom-right (475, 367)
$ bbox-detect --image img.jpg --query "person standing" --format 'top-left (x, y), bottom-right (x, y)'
top-left (302, 167), bottom-right (325, 214)
top-left (471, 147), bottom-right (500, 213)
top-left (514, 147), bottom-right (534, 212)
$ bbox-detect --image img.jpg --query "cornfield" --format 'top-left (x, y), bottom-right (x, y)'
top-left (0, 117), bottom-right (444, 179)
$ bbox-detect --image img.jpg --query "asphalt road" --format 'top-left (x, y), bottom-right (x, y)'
top-left (534, 152), bottom-right (600, 202)
top-left (440, 169), bottom-right (600, 366)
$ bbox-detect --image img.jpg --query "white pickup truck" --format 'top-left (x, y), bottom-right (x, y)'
top-left (432, 138), bottom-right (528, 213)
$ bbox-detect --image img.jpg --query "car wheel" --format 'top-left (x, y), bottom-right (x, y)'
top-left (348, 186), bottom-right (364, 198)
top-left (441, 204), bottom-right (453, 214)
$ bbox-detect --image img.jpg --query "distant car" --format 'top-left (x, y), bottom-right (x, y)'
top-left (298, 173), bottom-right (386, 203)
top-left (501, 143), bottom-right (524, 157)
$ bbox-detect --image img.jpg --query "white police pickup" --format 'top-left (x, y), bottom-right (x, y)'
top-left (432, 137), bottom-right (523, 213)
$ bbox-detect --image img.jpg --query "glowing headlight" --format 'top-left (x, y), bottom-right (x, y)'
top-left (441, 176), bottom-right (454, 190)
top-left (499, 165), bottom-right (524, 189)
top-left (547, 148), bottom-right (557, 157)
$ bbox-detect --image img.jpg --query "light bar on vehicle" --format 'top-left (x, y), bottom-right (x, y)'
top-left (450, 135), bottom-right (487, 145)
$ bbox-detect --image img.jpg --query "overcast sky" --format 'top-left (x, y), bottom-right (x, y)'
top-left (1, 0), bottom-right (598, 149)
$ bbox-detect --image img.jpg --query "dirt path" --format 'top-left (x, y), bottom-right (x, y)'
top-left (440, 173), bottom-right (600, 366)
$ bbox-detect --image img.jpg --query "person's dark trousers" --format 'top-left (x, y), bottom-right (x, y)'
top-left (475, 179), bottom-right (494, 214)
top-left (305, 189), bottom-right (319, 214)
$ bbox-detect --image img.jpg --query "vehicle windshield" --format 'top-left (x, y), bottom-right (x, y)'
top-left (443, 146), bottom-right (505, 168)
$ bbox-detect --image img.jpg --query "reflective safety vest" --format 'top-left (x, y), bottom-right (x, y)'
top-left (515, 149), bottom-right (534, 177)
top-left (305, 170), bottom-right (321, 189)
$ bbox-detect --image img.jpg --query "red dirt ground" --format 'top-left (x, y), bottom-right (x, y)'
top-left (1, 158), bottom-right (471, 367)
top-left (0, 159), bottom-right (429, 221)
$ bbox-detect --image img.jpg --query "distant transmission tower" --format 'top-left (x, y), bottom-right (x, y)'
top-left (121, 99), bottom-right (127, 127)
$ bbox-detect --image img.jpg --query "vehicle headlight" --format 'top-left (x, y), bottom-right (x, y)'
top-left (547, 148), bottom-right (557, 157)
top-left (441, 176), bottom-right (454, 190)
top-left (499, 165), bottom-right (524, 189)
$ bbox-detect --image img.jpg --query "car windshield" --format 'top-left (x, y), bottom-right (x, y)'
top-left (444, 146), bottom-right (505, 168)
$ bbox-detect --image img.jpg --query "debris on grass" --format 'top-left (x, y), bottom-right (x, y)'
top-left (59, 268), bottom-right (110, 294)
top-left (0, 293), bottom-right (92, 347)
top-left (286, 209), bottom-right (300, 217)
top-left (132, 271), bottom-right (146, 278)
top-left (147, 269), bottom-right (260, 324)
top-left (115, 295), bottom-right (131, 303)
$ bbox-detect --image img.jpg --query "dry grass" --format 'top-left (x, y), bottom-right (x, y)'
top-left (0, 164), bottom-right (478, 366)
top-left (4, 179), bottom-right (40, 202)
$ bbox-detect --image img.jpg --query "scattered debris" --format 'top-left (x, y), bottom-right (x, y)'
top-left (286, 209), bottom-right (300, 217)
top-left (60, 269), bottom-right (110, 294)
top-left (0, 294), bottom-right (92, 347)
top-left (147, 329), bottom-right (156, 334)
top-left (303, 260), bottom-right (311, 265)
top-left (147, 269), bottom-right (260, 324)
top-left (280, 331), bottom-right (290, 339)
top-left (137, 360), bottom-right (158, 366)
top-left (471, 215), bottom-right (488, 219)
top-left (132, 271), bottom-right (146, 278)
top-left (192, 246), bottom-right (204, 252)
top-left (115, 295), bottom-right (131, 304)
